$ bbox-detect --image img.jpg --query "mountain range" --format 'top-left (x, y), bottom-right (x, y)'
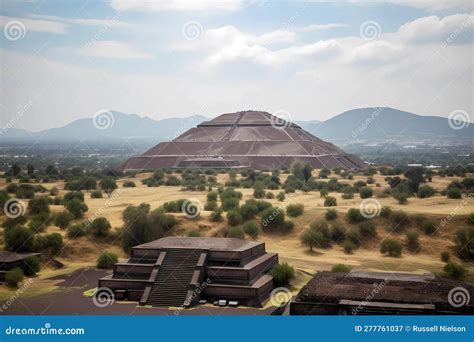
top-left (0, 108), bottom-right (472, 145)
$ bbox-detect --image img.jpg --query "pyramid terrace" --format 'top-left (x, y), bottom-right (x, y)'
top-left (99, 237), bottom-right (278, 307)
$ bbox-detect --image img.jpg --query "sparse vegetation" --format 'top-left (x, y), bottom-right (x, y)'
top-left (97, 251), bottom-right (118, 269)
top-left (271, 262), bottom-right (295, 287)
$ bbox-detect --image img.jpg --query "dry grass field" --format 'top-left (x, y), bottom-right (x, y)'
top-left (0, 170), bottom-right (473, 301)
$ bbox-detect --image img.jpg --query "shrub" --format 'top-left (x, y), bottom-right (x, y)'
top-left (380, 239), bottom-right (403, 257)
top-left (240, 201), bottom-right (259, 221)
top-left (421, 220), bottom-right (437, 235)
top-left (5, 268), bottom-right (24, 287)
top-left (389, 210), bottom-right (410, 233)
top-left (54, 211), bottom-right (74, 229)
top-left (45, 233), bottom-right (63, 254)
top-left (467, 213), bottom-right (474, 225)
top-left (343, 240), bottom-right (355, 254)
top-left (210, 208), bottom-right (223, 222)
top-left (253, 186), bottom-right (265, 199)
top-left (90, 190), bottom-right (103, 199)
top-left (347, 208), bottom-right (365, 224)
top-left (331, 264), bottom-right (351, 272)
top-left (359, 186), bottom-right (373, 199)
top-left (90, 217), bottom-right (112, 237)
top-left (447, 188), bottom-right (462, 199)
top-left (260, 207), bottom-right (285, 231)
top-left (243, 220), bottom-right (260, 238)
top-left (330, 223), bottom-right (346, 242)
top-left (22, 256), bottom-right (40, 276)
top-left (227, 226), bottom-right (244, 239)
top-left (324, 196), bottom-right (337, 207)
top-left (276, 192), bottom-right (285, 201)
top-left (444, 262), bottom-right (466, 279)
top-left (286, 204), bottom-right (304, 217)
top-left (203, 200), bottom-right (217, 211)
top-left (28, 213), bottom-right (51, 233)
top-left (187, 230), bottom-right (201, 237)
top-left (5, 226), bottom-right (34, 252)
top-left (123, 181), bottom-right (136, 188)
top-left (66, 198), bottom-right (88, 218)
top-left (226, 210), bottom-right (243, 226)
top-left (380, 205), bottom-right (392, 218)
top-left (271, 263), bottom-right (295, 287)
top-left (418, 185), bottom-right (435, 198)
top-left (454, 227), bottom-right (474, 260)
top-left (66, 222), bottom-right (88, 239)
top-left (28, 197), bottom-right (50, 215)
top-left (358, 221), bottom-right (377, 239)
top-left (345, 228), bottom-right (361, 247)
top-left (63, 191), bottom-right (85, 203)
top-left (440, 251), bottom-right (450, 263)
top-left (325, 209), bottom-right (338, 221)
top-left (406, 231), bottom-right (420, 252)
top-left (206, 191), bottom-right (218, 202)
top-left (221, 197), bottom-right (240, 211)
top-left (320, 189), bottom-right (329, 198)
top-left (97, 251), bottom-right (118, 269)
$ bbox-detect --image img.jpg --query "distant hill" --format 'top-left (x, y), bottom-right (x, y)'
top-left (0, 111), bottom-right (207, 142)
top-left (303, 107), bottom-right (473, 143)
top-left (1, 108), bottom-right (471, 144)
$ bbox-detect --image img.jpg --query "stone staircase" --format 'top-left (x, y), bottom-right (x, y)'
top-left (145, 249), bottom-right (201, 307)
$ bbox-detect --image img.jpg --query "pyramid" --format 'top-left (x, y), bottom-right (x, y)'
top-left (120, 111), bottom-right (366, 171)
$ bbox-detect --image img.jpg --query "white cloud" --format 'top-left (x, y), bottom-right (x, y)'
top-left (81, 41), bottom-right (152, 59)
top-left (110, 0), bottom-right (244, 12)
top-left (0, 15), bottom-right (67, 34)
top-left (396, 13), bottom-right (474, 44)
top-left (175, 25), bottom-right (340, 66)
top-left (384, 0), bottom-right (472, 12)
top-left (349, 40), bottom-right (402, 65)
top-left (294, 23), bottom-right (349, 32)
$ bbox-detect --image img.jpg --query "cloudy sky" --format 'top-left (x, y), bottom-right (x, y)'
top-left (0, 0), bottom-right (472, 131)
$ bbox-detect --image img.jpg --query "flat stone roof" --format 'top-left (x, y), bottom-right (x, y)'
top-left (0, 251), bottom-right (41, 264)
top-left (133, 237), bottom-right (263, 252)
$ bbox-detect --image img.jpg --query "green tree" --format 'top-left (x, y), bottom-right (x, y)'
top-left (22, 256), bottom-right (40, 276)
top-left (5, 226), bottom-right (34, 252)
top-left (404, 167), bottom-right (426, 193)
top-left (359, 186), bottom-right (373, 199)
top-left (90, 217), bottom-right (112, 237)
top-left (271, 262), bottom-right (295, 286)
top-left (380, 239), bottom-right (403, 257)
top-left (66, 198), bottom-right (88, 218)
top-left (11, 163), bottom-right (21, 177)
top-left (28, 197), bottom-right (50, 215)
top-left (302, 163), bottom-right (313, 183)
top-left (5, 268), bottom-right (24, 287)
top-left (97, 251), bottom-right (118, 269)
top-left (100, 177), bottom-right (117, 197)
top-left (324, 196), bottom-right (337, 207)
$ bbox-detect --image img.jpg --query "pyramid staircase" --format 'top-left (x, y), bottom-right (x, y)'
top-left (139, 249), bottom-right (206, 307)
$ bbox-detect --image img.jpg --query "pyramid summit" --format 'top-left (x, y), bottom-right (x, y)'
top-left (120, 110), bottom-right (366, 170)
